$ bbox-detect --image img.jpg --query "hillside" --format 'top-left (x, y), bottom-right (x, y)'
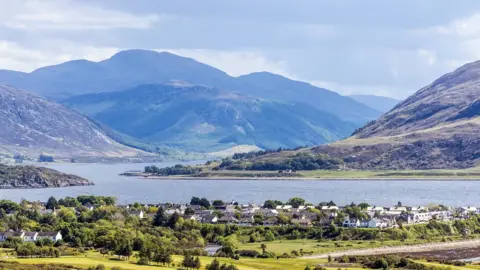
top-left (0, 164), bottom-right (93, 188)
top-left (0, 49), bottom-right (380, 124)
top-left (63, 82), bottom-right (357, 152)
top-left (313, 61), bottom-right (480, 169)
top-left (0, 84), bottom-right (145, 160)
top-left (224, 60), bottom-right (480, 170)
top-left (349, 95), bottom-right (401, 113)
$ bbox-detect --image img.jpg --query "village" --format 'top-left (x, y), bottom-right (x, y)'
top-left (1, 196), bottom-right (477, 245)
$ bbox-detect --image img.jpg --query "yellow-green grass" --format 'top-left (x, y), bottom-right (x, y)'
top-left (415, 260), bottom-right (480, 270)
top-left (238, 239), bottom-right (431, 255)
top-left (2, 252), bottom-right (358, 270)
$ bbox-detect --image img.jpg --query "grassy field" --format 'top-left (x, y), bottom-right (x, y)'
top-left (237, 239), bottom-right (432, 255)
top-left (1, 252), bottom-right (346, 270)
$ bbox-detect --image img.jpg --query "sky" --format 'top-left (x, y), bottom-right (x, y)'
top-left (2, 0), bottom-right (480, 99)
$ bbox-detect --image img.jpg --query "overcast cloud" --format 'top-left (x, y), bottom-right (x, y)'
top-left (2, 0), bottom-right (480, 99)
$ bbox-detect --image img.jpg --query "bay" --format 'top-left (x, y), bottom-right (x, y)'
top-left (0, 162), bottom-right (478, 206)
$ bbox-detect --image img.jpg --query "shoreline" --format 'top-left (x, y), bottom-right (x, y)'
top-left (122, 174), bottom-right (480, 181)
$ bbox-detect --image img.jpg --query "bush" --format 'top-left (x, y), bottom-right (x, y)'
top-left (236, 250), bottom-right (260, 258)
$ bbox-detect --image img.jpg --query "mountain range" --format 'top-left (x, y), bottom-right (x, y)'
top-left (0, 50), bottom-right (381, 124)
top-left (0, 49), bottom-right (389, 155)
top-left (63, 82), bottom-right (357, 152)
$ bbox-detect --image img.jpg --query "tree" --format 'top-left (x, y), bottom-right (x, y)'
top-left (286, 197), bottom-right (306, 208)
top-left (397, 201), bottom-right (402, 207)
top-left (265, 230), bottom-right (275, 241)
top-left (194, 256), bottom-right (201, 269)
top-left (46, 197), bottom-right (58, 210)
top-left (167, 212), bottom-right (181, 229)
top-left (153, 207), bottom-right (168, 226)
top-left (206, 258), bottom-right (221, 270)
top-left (358, 203), bottom-right (370, 209)
top-left (260, 243), bottom-right (267, 254)
top-left (212, 200), bottom-right (225, 206)
top-left (190, 197), bottom-right (210, 208)
top-left (263, 200), bottom-right (283, 209)
top-left (182, 252), bottom-right (195, 269)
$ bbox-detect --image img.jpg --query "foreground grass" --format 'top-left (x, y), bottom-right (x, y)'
top-left (3, 254), bottom-right (341, 270)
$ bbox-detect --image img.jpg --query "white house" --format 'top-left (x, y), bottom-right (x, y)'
top-left (367, 218), bottom-right (390, 228)
top-left (0, 231), bottom-right (24, 242)
top-left (460, 206), bottom-right (478, 216)
top-left (321, 206), bottom-right (339, 217)
top-left (343, 218), bottom-right (361, 228)
top-left (23, 232), bottom-right (38, 242)
top-left (127, 210), bottom-right (144, 219)
top-left (37, 231), bottom-right (62, 242)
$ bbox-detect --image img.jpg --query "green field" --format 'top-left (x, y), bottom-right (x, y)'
top-left (237, 239), bottom-right (431, 255)
top-left (1, 252), bottom-right (339, 270)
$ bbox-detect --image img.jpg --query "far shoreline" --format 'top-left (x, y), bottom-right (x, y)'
top-left (123, 175), bottom-right (480, 181)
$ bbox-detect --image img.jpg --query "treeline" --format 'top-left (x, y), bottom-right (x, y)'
top-left (46, 195), bottom-right (116, 209)
top-left (15, 242), bottom-right (61, 258)
top-left (231, 146), bottom-right (306, 160)
top-left (144, 164), bottom-right (202, 176)
top-left (220, 152), bottom-right (343, 171)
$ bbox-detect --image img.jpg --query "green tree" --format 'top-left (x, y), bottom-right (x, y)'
top-left (46, 196), bottom-right (58, 210)
top-left (260, 243), bottom-right (267, 254)
top-left (206, 258), bottom-right (221, 270)
top-left (286, 197), bottom-right (306, 208)
top-left (153, 207), bottom-right (168, 226)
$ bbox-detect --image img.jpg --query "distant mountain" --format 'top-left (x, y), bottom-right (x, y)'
top-left (63, 82), bottom-right (357, 152)
top-left (349, 94), bottom-right (401, 113)
top-left (0, 49), bottom-right (380, 124)
top-left (0, 165), bottom-right (93, 189)
top-left (0, 84), bottom-right (145, 159)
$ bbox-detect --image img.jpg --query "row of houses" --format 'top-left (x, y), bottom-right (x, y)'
top-left (0, 231), bottom-right (62, 242)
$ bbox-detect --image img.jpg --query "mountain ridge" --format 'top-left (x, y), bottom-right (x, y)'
top-left (0, 49), bottom-right (381, 125)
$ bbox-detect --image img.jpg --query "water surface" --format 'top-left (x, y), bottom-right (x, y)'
top-left (0, 162), bottom-right (478, 206)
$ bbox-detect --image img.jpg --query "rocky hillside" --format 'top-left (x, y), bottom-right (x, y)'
top-left (0, 49), bottom-right (380, 124)
top-left (0, 84), bottom-right (144, 159)
top-left (0, 164), bottom-right (93, 188)
top-left (312, 61), bottom-right (480, 169)
top-left (63, 82), bottom-right (357, 152)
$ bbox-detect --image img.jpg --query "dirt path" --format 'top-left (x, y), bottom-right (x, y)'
top-left (304, 239), bottom-right (480, 259)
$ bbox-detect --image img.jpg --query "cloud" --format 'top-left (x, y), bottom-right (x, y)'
top-left (0, 40), bottom-right (119, 72)
top-left (433, 13), bottom-right (480, 37)
top-left (1, 0), bottom-right (161, 30)
top-left (311, 80), bottom-right (409, 99)
top-left (417, 49), bottom-right (437, 66)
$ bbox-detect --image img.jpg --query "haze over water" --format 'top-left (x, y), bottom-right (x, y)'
top-left (0, 162), bottom-right (478, 207)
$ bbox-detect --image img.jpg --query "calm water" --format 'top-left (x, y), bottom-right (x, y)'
top-left (0, 162), bottom-right (478, 206)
